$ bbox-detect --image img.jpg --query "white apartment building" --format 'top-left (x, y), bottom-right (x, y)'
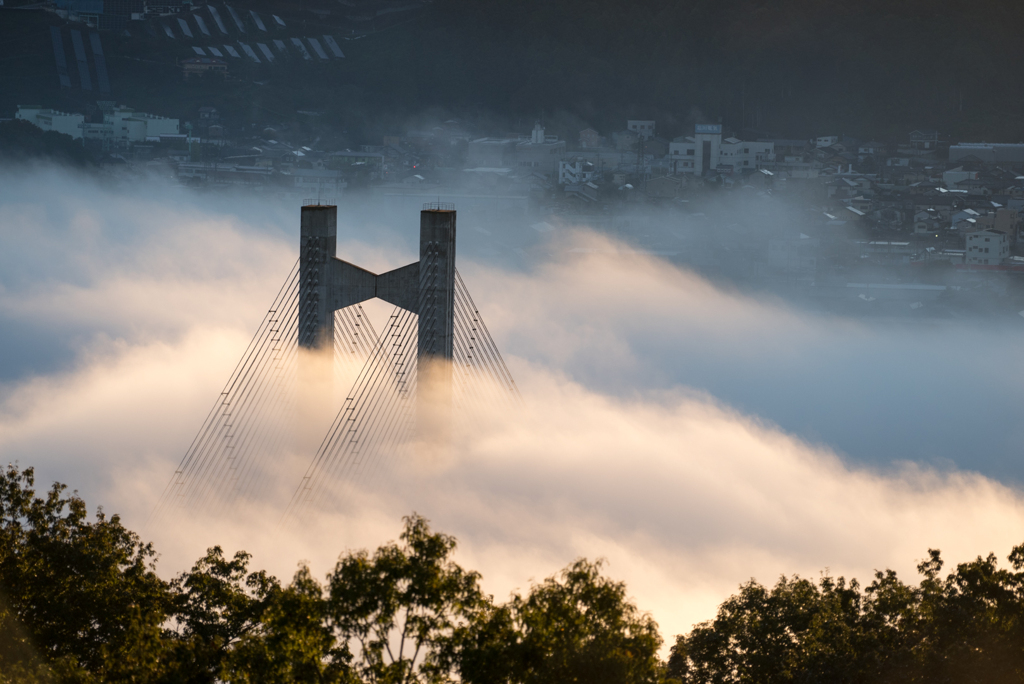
top-left (15, 105), bottom-right (85, 139)
top-left (514, 124), bottom-right (566, 176)
top-left (16, 104), bottom-right (178, 145)
top-left (668, 124), bottom-right (774, 175)
top-left (965, 229), bottom-right (1009, 266)
top-left (627, 120), bottom-right (656, 140)
top-left (558, 158), bottom-right (596, 185)
top-left (467, 124), bottom-right (566, 177)
top-left (87, 106), bottom-right (179, 143)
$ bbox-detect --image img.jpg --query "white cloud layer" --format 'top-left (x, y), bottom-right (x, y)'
top-left (2, 166), bottom-right (1024, 647)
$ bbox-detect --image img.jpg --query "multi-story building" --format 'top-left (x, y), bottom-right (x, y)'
top-left (949, 142), bottom-right (1024, 165)
top-left (55, 0), bottom-right (143, 29)
top-left (512, 124), bottom-right (565, 176)
top-left (558, 158), bottom-right (596, 185)
top-left (965, 229), bottom-right (1009, 266)
top-left (79, 105), bottom-right (178, 145)
top-left (466, 138), bottom-right (516, 168)
top-left (668, 125), bottom-right (774, 176)
top-left (15, 106), bottom-right (84, 139)
top-left (467, 124), bottom-right (566, 177)
top-left (627, 120), bottom-right (655, 140)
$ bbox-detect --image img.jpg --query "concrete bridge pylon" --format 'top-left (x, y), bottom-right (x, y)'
top-left (298, 202), bottom-right (457, 431)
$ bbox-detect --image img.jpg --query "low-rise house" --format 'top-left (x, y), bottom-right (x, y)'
top-left (859, 240), bottom-right (915, 264)
top-left (325, 150), bottom-right (385, 177)
top-left (914, 194), bottom-right (962, 220)
top-left (949, 142), bottom-right (1024, 165)
top-left (768, 234), bottom-right (818, 274)
top-left (910, 129), bottom-right (939, 151)
top-left (951, 208), bottom-right (982, 233)
top-left (613, 129), bottom-right (640, 151)
top-left (847, 195), bottom-right (874, 214)
top-left (467, 137), bottom-right (516, 168)
top-left (859, 141), bottom-right (886, 156)
top-left (644, 136), bottom-right (670, 157)
top-left (182, 57), bottom-right (227, 80)
top-left (913, 209), bottom-right (943, 234)
top-left (952, 177), bottom-right (992, 196)
top-left (579, 128), bottom-right (603, 149)
top-left (645, 175), bottom-right (683, 199)
top-left (177, 162), bottom-right (275, 186)
top-left (563, 181), bottom-right (601, 211)
top-left (287, 168), bottom-right (346, 196)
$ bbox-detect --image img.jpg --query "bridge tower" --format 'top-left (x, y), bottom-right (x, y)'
top-left (298, 202), bottom-right (456, 426)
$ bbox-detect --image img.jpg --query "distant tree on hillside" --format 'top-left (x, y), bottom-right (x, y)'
top-left (0, 120), bottom-right (94, 168)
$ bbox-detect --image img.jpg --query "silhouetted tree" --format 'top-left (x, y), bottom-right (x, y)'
top-left (457, 558), bottom-right (663, 684)
top-left (0, 464), bottom-right (170, 683)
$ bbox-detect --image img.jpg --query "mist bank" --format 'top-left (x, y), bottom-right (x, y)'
top-left (2, 165), bottom-right (1024, 643)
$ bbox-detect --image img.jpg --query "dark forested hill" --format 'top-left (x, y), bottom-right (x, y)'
top-left (421, 0), bottom-right (1024, 141)
top-left (2, 0), bottom-right (1023, 144)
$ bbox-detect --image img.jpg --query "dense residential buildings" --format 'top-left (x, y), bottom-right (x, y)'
top-left (18, 98), bottom-right (1024, 285)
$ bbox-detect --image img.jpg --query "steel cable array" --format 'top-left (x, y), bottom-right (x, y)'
top-left (285, 307), bottom-right (419, 518)
top-left (153, 261), bottom-right (517, 524)
top-left (151, 261), bottom-right (378, 522)
top-left (284, 269), bottom-right (519, 520)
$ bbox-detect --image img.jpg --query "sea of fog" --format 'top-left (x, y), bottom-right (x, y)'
top-left (2, 164), bottom-right (1023, 646)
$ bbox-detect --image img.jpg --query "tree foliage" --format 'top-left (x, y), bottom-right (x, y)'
top-left (456, 558), bottom-right (663, 684)
top-left (0, 120), bottom-right (94, 168)
top-left (668, 546), bottom-right (1024, 684)
top-left (0, 467), bottom-right (660, 684)
top-left (8, 462), bottom-right (1024, 684)
top-left (0, 464), bottom-right (168, 683)
top-left (326, 513), bottom-right (484, 684)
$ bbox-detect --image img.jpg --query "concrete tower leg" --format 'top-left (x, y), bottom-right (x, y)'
top-left (297, 205), bottom-right (338, 450)
top-left (299, 204), bottom-right (337, 351)
top-left (416, 208), bottom-right (456, 445)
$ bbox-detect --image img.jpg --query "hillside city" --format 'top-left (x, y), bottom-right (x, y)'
top-left (6, 0), bottom-right (1024, 316)
top-left (16, 99), bottom-right (1024, 316)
